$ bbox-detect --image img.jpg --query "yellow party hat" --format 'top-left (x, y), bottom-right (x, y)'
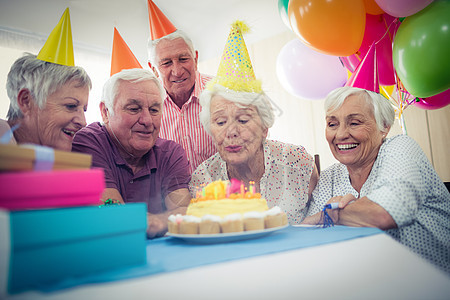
top-left (37, 8), bottom-right (74, 66)
top-left (208, 20), bottom-right (261, 93)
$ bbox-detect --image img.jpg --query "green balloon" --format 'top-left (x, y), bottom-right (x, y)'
top-left (278, 0), bottom-right (291, 29)
top-left (393, 0), bottom-right (450, 98)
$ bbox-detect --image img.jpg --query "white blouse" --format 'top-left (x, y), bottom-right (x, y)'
top-left (308, 134), bottom-right (450, 274)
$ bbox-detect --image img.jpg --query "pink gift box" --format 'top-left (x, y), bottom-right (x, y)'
top-left (0, 169), bottom-right (105, 210)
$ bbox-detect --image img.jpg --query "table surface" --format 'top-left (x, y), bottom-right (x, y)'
top-left (6, 232), bottom-right (450, 300)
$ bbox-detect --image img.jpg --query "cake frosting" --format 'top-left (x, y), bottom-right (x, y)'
top-left (168, 179), bottom-right (288, 235)
top-left (186, 198), bottom-right (269, 218)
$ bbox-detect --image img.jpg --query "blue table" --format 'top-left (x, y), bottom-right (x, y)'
top-left (6, 225), bottom-right (450, 300)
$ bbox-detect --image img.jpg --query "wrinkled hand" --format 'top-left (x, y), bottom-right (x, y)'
top-left (146, 214), bottom-right (167, 239)
top-left (334, 193), bottom-right (357, 209)
top-left (326, 194), bottom-right (357, 224)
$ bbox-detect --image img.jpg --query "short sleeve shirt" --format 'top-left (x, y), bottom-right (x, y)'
top-left (72, 122), bottom-right (191, 213)
top-left (190, 139), bottom-right (314, 224)
top-left (159, 72), bottom-right (217, 174)
top-left (308, 134), bottom-right (450, 273)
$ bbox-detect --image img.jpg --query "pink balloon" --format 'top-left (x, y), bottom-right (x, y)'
top-left (413, 89), bottom-right (450, 110)
top-left (345, 43), bottom-right (380, 93)
top-left (276, 39), bottom-right (347, 100)
top-left (375, 0), bottom-right (434, 17)
top-left (340, 14), bottom-right (399, 86)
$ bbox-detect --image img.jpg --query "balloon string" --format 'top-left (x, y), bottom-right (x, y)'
top-left (375, 17), bottom-right (400, 45)
top-left (383, 16), bottom-right (395, 42)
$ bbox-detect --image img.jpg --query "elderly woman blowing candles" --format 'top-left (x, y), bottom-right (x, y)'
top-left (303, 86), bottom-right (450, 274)
top-left (189, 21), bottom-right (318, 224)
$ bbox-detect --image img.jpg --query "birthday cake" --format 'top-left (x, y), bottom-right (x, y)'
top-left (168, 179), bottom-right (288, 235)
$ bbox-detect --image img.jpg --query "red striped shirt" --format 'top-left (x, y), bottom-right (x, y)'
top-left (159, 72), bottom-right (217, 174)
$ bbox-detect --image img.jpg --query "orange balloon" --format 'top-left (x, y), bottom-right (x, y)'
top-left (363, 0), bottom-right (384, 15)
top-left (288, 0), bottom-right (366, 56)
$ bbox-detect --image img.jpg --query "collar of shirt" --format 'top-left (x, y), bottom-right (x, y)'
top-left (163, 71), bottom-right (212, 109)
top-left (104, 127), bottom-right (158, 176)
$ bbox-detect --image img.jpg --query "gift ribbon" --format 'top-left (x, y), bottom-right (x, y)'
top-left (319, 202), bottom-right (339, 228)
top-left (21, 144), bottom-right (55, 171)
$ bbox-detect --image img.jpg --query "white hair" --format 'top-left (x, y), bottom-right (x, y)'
top-left (147, 29), bottom-right (195, 68)
top-left (199, 84), bottom-right (275, 135)
top-left (325, 86), bottom-right (395, 132)
top-left (101, 68), bottom-right (165, 116)
top-left (6, 53), bottom-right (92, 120)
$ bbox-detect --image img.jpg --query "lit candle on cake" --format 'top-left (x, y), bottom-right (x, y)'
top-left (249, 181), bottom-right (254, 194)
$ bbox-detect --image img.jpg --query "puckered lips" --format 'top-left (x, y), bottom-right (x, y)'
top-left (225, 145), bottom-right (242, 153)
top-left (336, 143), bottom-right (359, 152)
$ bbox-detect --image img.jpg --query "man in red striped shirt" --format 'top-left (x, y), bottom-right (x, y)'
top-left (148, 30), bottom-right (217, 174)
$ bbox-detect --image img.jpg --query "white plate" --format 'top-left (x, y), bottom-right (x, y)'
top-left (292, 224), bottom-right (323, 228)
top-left (167, 224), bottom-right (289, 244)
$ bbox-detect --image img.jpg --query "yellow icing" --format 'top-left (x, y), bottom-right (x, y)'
top-left (186, 198), bottom-right (269, 218)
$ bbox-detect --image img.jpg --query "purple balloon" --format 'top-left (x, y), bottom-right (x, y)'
top-left (375, 0), bottom-right (433, 17)
top-left (276, 39), bottom-right (347, 100)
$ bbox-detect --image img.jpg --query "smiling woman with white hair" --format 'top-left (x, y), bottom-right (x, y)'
top-left (303, 86), bottom-right (450, 274)
top-left (1, 53), bottom-right (91, 150)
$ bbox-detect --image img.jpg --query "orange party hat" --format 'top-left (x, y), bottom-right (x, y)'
top-left (37, 8), bottom-right (74, 66)
top-left (110, 28), bottom-right (142, 76)
top-left (147, 0), bottom-right (177, 40)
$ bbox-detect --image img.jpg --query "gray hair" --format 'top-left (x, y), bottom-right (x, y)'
top-left (101, 68), bottom-right (165, 116)
top-left (199, 84), bottom-right (275, 135)
top-left (147, 29), bottom-right (195, 68)
top-left (6, 53), bottom-right (92, 120)
top-left (325, 86), bottom-right (395, 132)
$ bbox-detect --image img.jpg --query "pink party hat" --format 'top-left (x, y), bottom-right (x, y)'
top-left (345, 42), bottom-right (379, 93)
